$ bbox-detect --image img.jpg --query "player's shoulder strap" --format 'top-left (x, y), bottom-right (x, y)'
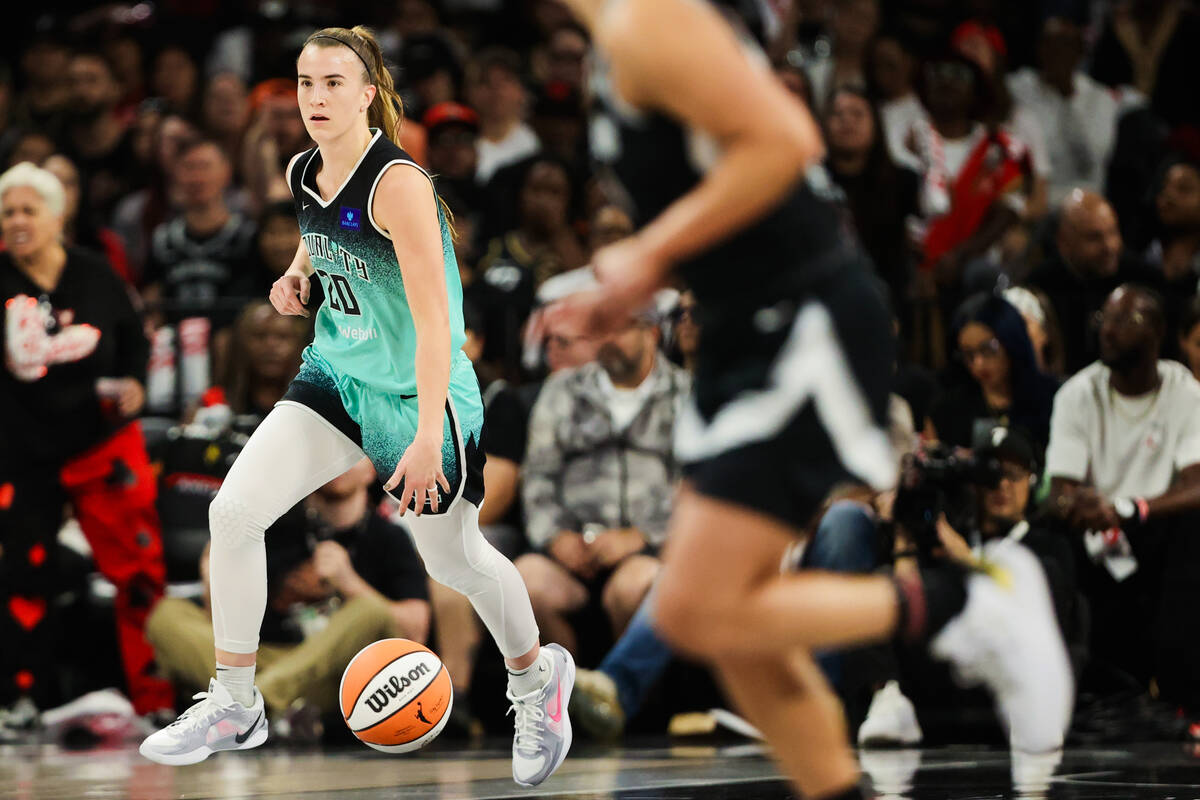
top-left (365, 138), bottom-right (439, 240)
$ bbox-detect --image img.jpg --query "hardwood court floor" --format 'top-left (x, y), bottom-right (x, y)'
top-left (4, 738), bottom-right (1200, 799)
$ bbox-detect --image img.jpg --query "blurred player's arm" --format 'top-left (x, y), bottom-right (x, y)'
top-left (595, 0), bottom-right (824, 275)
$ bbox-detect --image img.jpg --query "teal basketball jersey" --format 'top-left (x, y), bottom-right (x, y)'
top-left (289, 129), bottom-right (469, 395)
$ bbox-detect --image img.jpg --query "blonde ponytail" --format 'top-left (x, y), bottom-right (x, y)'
top-left (349, 26), bottom-right (405, 145)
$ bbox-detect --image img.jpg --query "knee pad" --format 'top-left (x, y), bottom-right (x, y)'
top-left (207, 493), bottom-right (265, 550)
top-left (419, 526), bottom-right (500, 593)
top-left (424, 543), bottom-right (498, 592)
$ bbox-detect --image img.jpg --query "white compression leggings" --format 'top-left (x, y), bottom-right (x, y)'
top-left (208, 401), bottom-right (539, 659)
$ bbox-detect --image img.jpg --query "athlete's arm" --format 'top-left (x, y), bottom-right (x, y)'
top-left (270, 153), bottom-right (316, 317)
top-left (374, 164), bottom-right (453, 512)
top-left (595, 0), bottom-right (823, 278)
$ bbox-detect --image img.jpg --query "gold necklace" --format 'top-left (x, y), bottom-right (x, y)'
top-left (1108, 382), bottom-right (1162, 423)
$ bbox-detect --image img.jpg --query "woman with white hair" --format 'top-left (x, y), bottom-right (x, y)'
top-left (0, 161), bottom-right (173, 718)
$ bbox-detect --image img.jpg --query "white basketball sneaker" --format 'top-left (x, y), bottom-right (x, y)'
top-left (139, 679), bottom-right (268, 765)
top-left (507, 644), bottom-right (576, 787)
top-left (858, 680), bottom-right (923, 747)
top-left (930, 539), bottom-right (1074, 754)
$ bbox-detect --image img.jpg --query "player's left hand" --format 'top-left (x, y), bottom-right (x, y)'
top-left (385, 433), bottom-right (451, 516)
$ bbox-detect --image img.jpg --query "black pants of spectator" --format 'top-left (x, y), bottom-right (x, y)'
top-left (1080, 511), bottom-right (1200, 711)
top-left (0, 465), bottom-right (67, 707)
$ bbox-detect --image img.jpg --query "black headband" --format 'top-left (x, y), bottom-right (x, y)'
top-left (309, 34), bottom-right (374, 82)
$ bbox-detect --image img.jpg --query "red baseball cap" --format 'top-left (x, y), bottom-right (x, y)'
top-left (952, 20), bottom-right (1007, 60)
top-left (423, 102), bottom-right (480, 135)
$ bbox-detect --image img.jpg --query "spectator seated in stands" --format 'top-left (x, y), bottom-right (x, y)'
top-left (42, 154), bottom-right (133, 285)
top-left (61, 49), bottom-right (139, 221)
top-left (423, 102), bottom-right (484, 214)
top-left (207, 299), bottom-right (307, 425)
top-left (1006, 16), bottom-right (1119, 208)
top-left (1002, 286), bottom-right (1065, 378)
top-left (249, 201), bottom-right (302, 298)
top-left (1179, 295), bottom-right (1200, 382)
top-left (147, 458), bottom-right (429, 740)
top-left (1046, 284), bottom-right (1200, 715)
top-left (1026, 189), bottom-right (1160, 374)
top-left (468, 47), bottom-right (540, 185)
top-left (141, 138), bottom-right (258, 331)
top-left (823, 86), bottom-right (922, 316)
top-left (472, 156), bottom-right (585, 381)
top-left (910, 48), bottom-right (1034, 297)
top-left (927, 293), bottom-right (1059, 451)
top-left (516, 306), bottom-right (689, 657)
top-left (0, 161), bottom-right (172, 717)
top-left (1145, 158), bottom-right (1200, 341)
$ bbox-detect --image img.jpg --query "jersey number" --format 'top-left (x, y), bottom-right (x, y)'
top-left (315, 269), bottom-right (361, 315)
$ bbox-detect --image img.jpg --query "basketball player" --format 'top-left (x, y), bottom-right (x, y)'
top-left (141, 27), bottom-right (574, 786)
top-left (555, 2), bottom-right (1072, 798)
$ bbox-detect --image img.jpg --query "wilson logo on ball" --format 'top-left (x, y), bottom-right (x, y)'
top-left (341, 639), bottom-right (454, 754)
top-left (364, 662), bottom-right (432, 713)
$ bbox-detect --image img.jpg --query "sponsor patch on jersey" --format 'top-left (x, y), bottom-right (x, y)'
top-left (339, 206), bottom-right (362, 231)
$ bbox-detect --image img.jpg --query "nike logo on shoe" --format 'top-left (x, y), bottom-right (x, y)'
top-left (547, 679), bottom-right (563, 725)
top-left (235, 712), bottom-right (262, 744)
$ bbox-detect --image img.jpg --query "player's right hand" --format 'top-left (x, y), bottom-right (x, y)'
top-left (270, 273), bottom-right (311, 317)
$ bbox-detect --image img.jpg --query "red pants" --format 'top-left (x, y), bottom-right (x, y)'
top-left (1, 422), bottom-right (174, 713)
top-left (60, 421), bottom-right (174, 714)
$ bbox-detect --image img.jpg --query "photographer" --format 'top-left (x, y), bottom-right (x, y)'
top-left (883, 427), bottom-right (1081, 745)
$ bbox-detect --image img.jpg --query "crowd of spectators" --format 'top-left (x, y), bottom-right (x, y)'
top-left (4, 0), bottom-right (1200, 748)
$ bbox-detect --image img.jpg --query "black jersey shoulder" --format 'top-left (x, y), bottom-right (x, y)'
top-left (290, 131), bottom-right (430, 237)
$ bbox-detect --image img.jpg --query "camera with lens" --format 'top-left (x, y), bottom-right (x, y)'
top-left (890, 445), bottom-right (1003, 562)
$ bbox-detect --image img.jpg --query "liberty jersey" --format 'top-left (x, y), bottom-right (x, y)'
top-left (289, 129), bottom-right (469, 395)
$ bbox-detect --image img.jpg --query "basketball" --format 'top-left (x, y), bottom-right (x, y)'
top-left (339, 638), bottom-right (453, 753)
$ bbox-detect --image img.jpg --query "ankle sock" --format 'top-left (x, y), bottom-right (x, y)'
top-left (216, 662), bottom-right (256, 707)
top-left (892, 563), bottom-right (967, 645)
top-left (507, 650), bottom-right (552, 697)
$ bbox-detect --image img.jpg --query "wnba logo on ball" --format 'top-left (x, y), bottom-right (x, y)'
top-left (364, 662), bottom-right (432, 713)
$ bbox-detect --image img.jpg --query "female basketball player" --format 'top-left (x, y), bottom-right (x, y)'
top-left (141, 27), bottom-right (574, 787)
top-left (555, 2), bottom-right (1072, 798)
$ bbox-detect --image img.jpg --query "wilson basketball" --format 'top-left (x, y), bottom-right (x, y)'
top-left (340, 638), bottom-right (453, 753)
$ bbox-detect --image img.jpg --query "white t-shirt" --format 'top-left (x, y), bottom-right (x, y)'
top-left (1045, 360), bottom-right (1200, 498)
top-left (475, 123), bottom-right (541, 183)
top-left (880, 94), bottom-right (926, 171)
top-left (1007, 68), bottom-right (1119, 207)
top-left (597, 368), bottom-right (657, 432)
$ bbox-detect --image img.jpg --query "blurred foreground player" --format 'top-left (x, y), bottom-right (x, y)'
top-left (555, 1), bottom-right (1073, 798)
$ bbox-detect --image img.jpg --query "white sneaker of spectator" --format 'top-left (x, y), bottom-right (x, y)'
top-left (858, 680), bottom-right (922, 747)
